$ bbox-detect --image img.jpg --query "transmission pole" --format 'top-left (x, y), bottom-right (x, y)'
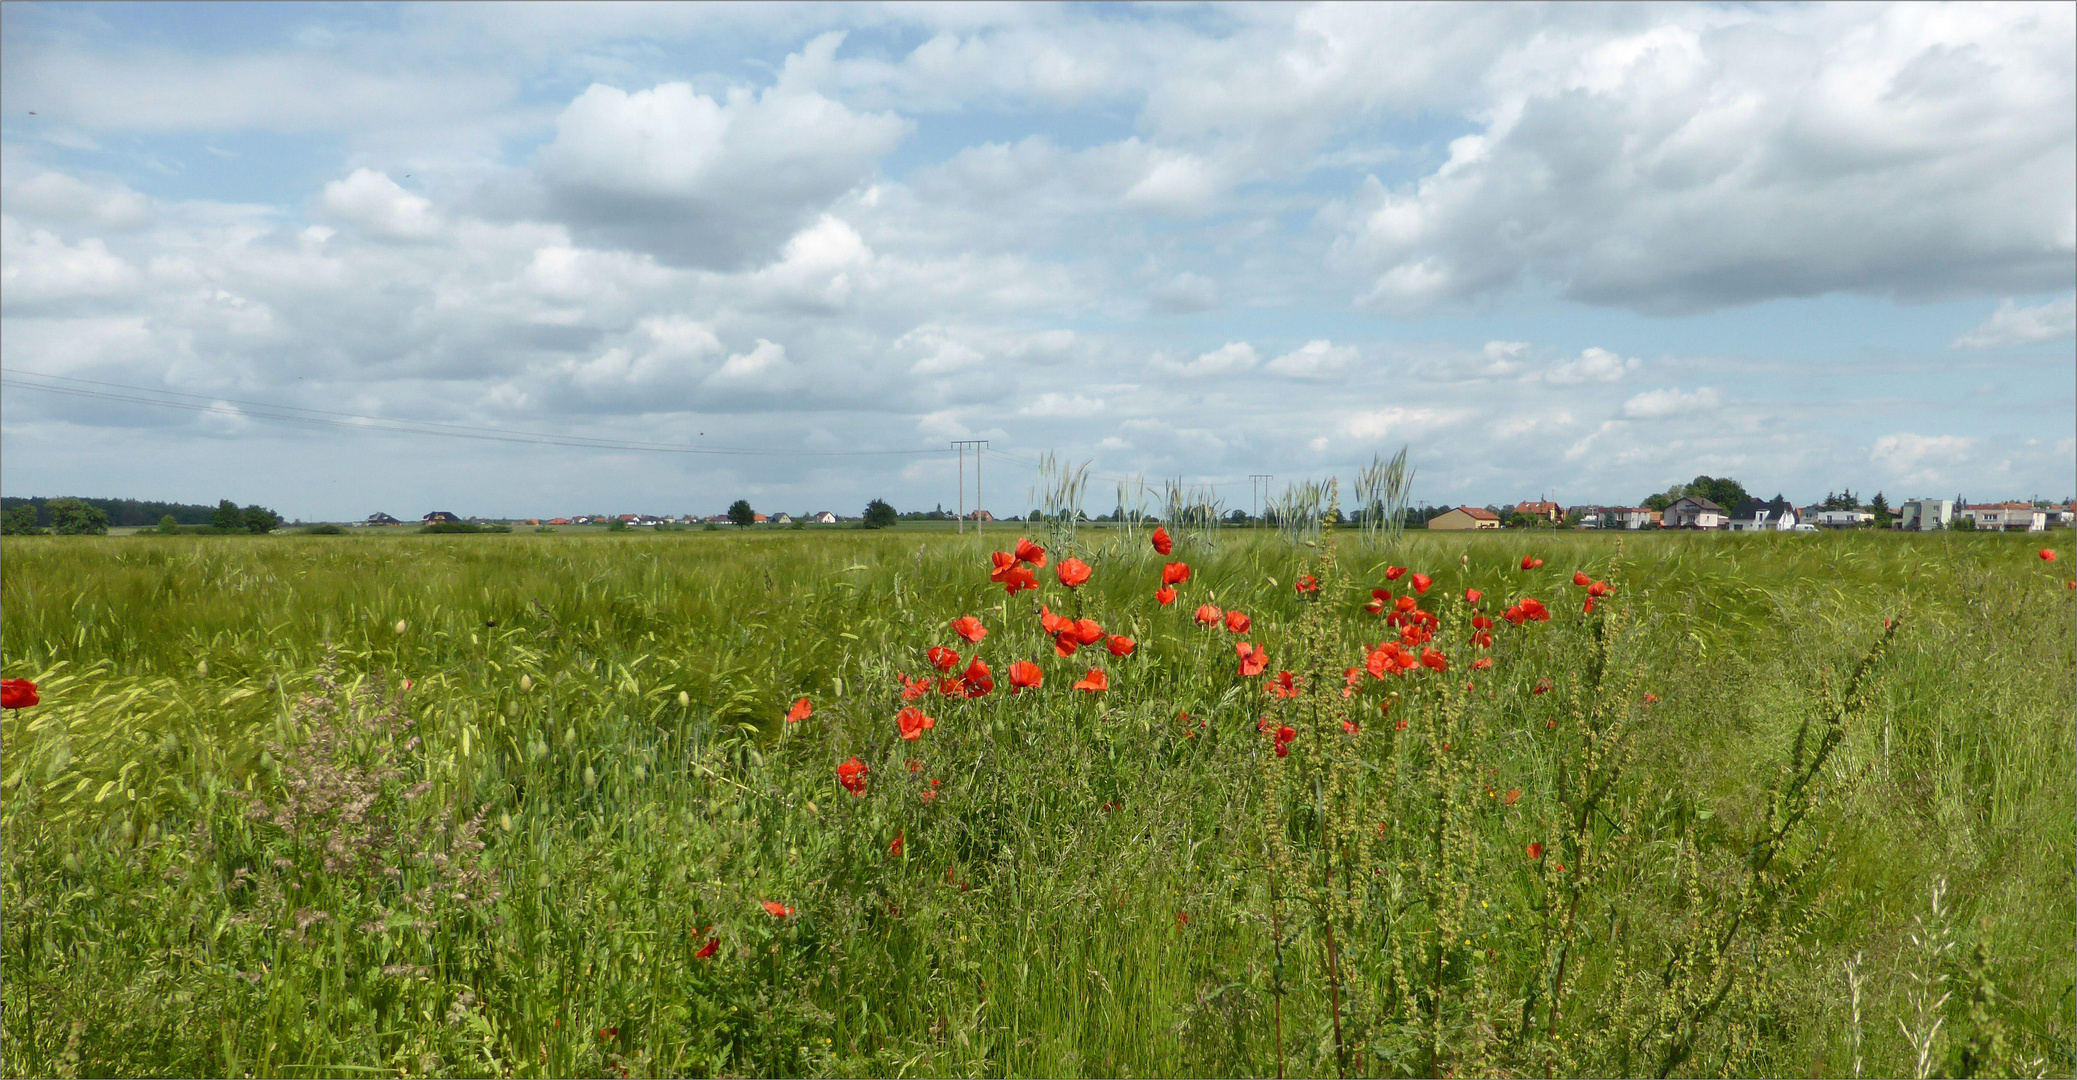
top-left (951, 440), bottom-right (989, 535)
top-left (1251, 474), bottom-right (1273, 528)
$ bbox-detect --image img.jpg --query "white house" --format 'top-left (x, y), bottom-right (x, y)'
top-left (1665, 496), bottom-right (1727, 529)
top-left (771, 512), bottom-right (794, 525)
top-left (1895, 499), bottom-right (1953, 531)
top-left (1961, 502), bottom-right (2046, 531)
top-left (1811, 509), bottom-right (1874, 528)
top-left (809, 511), bottom-right (839, 525)
top-left (1726, 502), bottom-right (1798, 532)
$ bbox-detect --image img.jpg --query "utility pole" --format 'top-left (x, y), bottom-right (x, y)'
top-left (951, 440), bottom-right (989, 535)
top-left (1251, 474), bottom-right (1273, 528)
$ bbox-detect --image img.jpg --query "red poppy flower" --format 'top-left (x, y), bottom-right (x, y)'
top-left (837, 757), bottom-right (869, 796)
top-left (897, 673), bottom-right (932, 702)
top-left (1472, 657), bottom-right (1493, 670)
top-left (1342, 719), bottom-right (1360, 735)
top-left (897, 706), bottom-right (935, 741)
top-left (1195, 603), bottom-right (1223, 626)
top-left (1151, 526), bottom-right (1173, 555)
top-left (1056, 558), bottom-right (1092, 588)
top-left (928, 646), bottom-right (961, 672)
top-left (1161, 561), bottom-right (1191, 586)
top-left (1394, 595), bottom-right (1417, 613)
top-left (2039, 548), bottom-right (2057, 561)
top-left (1268, 670), bottom-right (1300, 698)
top-left (1073, 619), bottom-right (1105, 645)
top-left (762, 901), bottom-right (795, 918)
top-left (951, 615), bottom-right (987, 643)
top-left (1464, 588), bottom-right (1481, 605)
top-left (786, 696), bottom-right (813, 723)
top-left (1273, 725), bottom-right (1297, 757)
top-left (1385, 566), bottom-right (1406, 580)
top-left (1410, 573), bottom-right (1432, 594)
top-left (1532, 677), bottom-right (1552, 695)
top-left (1008, 660), bottom-right (1044, 691)
top-left (695, 936), bottom-right (720, 958)
top-left (1106, 634), bottom-right (1135, 657)
top-left (1642, 693), bottom-right (1660, 704)
top-left (1503, 788), bottom-right (1521, 806)
top-left (1073, 668), bottom-right (1109, 693)
top-left (1053, 633), bottom-right (1081, 658)
top-left (1573, 571), bottom-right (1591, 587)
top-left (1587, 580), bottom-right (1613, 597)
top-left (1015, 537), bottom-right (1048, 567)
top-left (1039, 605), bottom-right (1069, 635)
top-left (923, 778), bottom-right (941, 802)
top-left (889, 833), bottom-right (905, 856)
top-left (961, 657), bottom-right (993, 697)
top-left (1472, 615), bottom-right (1493, 630)
top-left (1519, 598), bottom-right (1550, 622)
top-left (1502, 604), bottom-right (1525, 626)
top-left (1, 679), bottom-right (36, 710)
top-left (1365, 591), bottom-right (1387, 614)
top-left (1236, 642), bottom-right (1268, 677)
top-left (1520, 555), bottom-right (1543, 570)
top-left (1155, 585), bottom-right (1177, 606)
top-left (992, 551), bottom-right (1038, 594)
top-left (1294, 575), bottom-right (1319, 594)
top-left (1006, 565), bottom-right (1039, 594)
top-left (1471, 630), bottom-right (1493, 648)
top-left (1419, 647), bottom-right (1448, 672)
top-left (1223, 610), bottom-right (1251, 634)
top-left (1526, 842), bottom-right (1543, 860)
top-left (1582, 597), bottom-right (1597, 614)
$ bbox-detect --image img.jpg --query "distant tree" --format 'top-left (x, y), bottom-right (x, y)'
top-left (2, 504), bottom-right (43, 535)
top-left (1868, 492), bottom-right (1892, 528)
top-left (606, 519), bottom-right (629, 533)
top-left (213, 499), bottom-right (243, 531)
top-left (241, 505), bottom-right (282, 534)
top-left (727, 499), bottom-right (755, 528)
top-left (1028, 509), bottom-right (1044, 522)
top-left (1950, 515), bottom-right (1975, 531)
top-left (863, 499), bottom-right (897, 529)
top-left (47, 498), bottom-right (110, 535)
top-left (1507, 511), bottom-right (1541, 529)
top-left (1820, 489), bottom-right (1859, 511)
top-left (158, 514), bottom-right (180, 535)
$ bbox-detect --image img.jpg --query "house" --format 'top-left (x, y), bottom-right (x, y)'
top-left (1513, 499), bottom-right (1562, 524)
top-left (364, 511), bottom-right (402, 526)
top-left (771, 512), bottom-right (794, 525)
top-left (547, 517), bottom-right (571, 526)
top-left (752, 513), bottom-right (768, 524)
top-left (1726, 500), bottom-right (1797, 532)
top-left (1961, 502), bottom-right (2046, 532)
top-left (1811, 509), bottom-right (1874, 528)
top-left (1664, 496), bottom-right (1727, 529)
top-left (1613, 507), bottom-right (1662, 530)
top-left (1427, 505), bottom-right (1501, 530)
top-left (964, 509), bottom-right (996, 522)
top-left (1895, 499), bottom-right (1953, 532)
top-left (809, 511), bottom-right (839, 525)
top-left (422, 511), bottom-right (462, 525)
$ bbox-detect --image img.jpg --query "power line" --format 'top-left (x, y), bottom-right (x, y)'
top-left (1, 368), bottom-right (947, 458)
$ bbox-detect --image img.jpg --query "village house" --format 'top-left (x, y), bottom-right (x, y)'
top-left (1512, 499), bottom-right (1562, 524)
top-left (1726, 500), bottom-right (1798, 532)
top-left (422, 510), bottom-right (462, 525)
top-left (1664, 496), bottom-right (1727, 529)
top-left (771, 512), bottom-right (794, 525)
top-left (547, 517), bottom-right (572, 526)
top-left (1960, 502), bottom-right (2047, 531)
top-left (364, 511), bottom-right (401, 526)
top-left (1426, 505), bottom-right (1501, 530)
top-left (1894, 499), bottom-right (1953, 531)
top-left (1810, 509), bottom-right (1875, 528)
top-left (964, 509), bottom-right (996, 522)
top-left (809, 511), bottom-right (839, 524)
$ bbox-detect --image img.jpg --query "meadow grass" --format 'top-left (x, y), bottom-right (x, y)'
top-left (2, 526), bottom-right (2070, 1077)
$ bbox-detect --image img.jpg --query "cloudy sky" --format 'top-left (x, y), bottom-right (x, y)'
top-left (3, 1), bottom-right (2071, 521)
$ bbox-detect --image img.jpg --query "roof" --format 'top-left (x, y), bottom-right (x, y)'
top-left (1669, 496), bottom-right (1724, 512)
top-left (1455, 505), bottom-right (1500, 521)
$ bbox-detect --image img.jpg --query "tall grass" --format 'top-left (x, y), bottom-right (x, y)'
top-left (3, 527), bottom-right (2070, 1077)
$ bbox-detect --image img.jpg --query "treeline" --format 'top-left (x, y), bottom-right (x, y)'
top-left (2, 498), bottom-right (282, 536)
top-left (1, 496), bottom-right (224, 528)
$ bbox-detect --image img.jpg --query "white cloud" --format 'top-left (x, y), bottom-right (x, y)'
top-left (1545, 347), bottom-right (1638, 385)
top-left (1419, 340), bottom-right (1529, 382)
top-left (1871, 432), bottom-right (1973, 469)
top-left (1952, 295), bottom-right (2077, 348)
top-left (1265, 340), bottom-right (1361, 380)
top-left (1621, 387), bottom-right (1722, 419)
top-left (318, 169), bottom-right (442, 241)
top-left (1020, 392), bottom-right (1106, 418)
top-left (1345, 406), bottom-right (1468, 441)
top-left (1148, 341), bottom-right (1258, 378)
top-left (0, 218), bottom-right (141, 311)
top-left (4, 172), bottom-right (155, 231)
top-left (1147, 271), bottom-right (1220, 313)
top-left (707, 339), bottom-right (794, 388)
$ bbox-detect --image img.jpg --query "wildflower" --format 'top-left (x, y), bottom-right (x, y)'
top-left (786, 697), bottom-right (813, 723)
top-left (1015, 537), bottom-right (1047, 567)
top-left (761, 901), bottom-right (795, 918)
top-left (1224, 610), bottom-right (1251, 634)
top-left (1526, 842), bottom-right (1543, 860)
top-left (1268, 671), bottom-right (1300, 698)
top-left (1072, 619), bottom-right (1105, 646)
top-left (1532, 677), bottom-right (1552, 695)
top-left (1073, 669), bottom-right (1109, 693)
top-left (897, 706), bottom-right (935, 740)
top-left (1106, 634), bottom-right (1136, 657)
top-left (897, 673), bottom-right (932, 702)
top-left (1053, 632), bottom-right (1081, 658)
top-left (1502, 604), bottom-right (1525, 626)
top-left (1151, 526), bottom-right (1173, 555)
top-left (1503, 788), bottom-right (1521, 806)
top-left (695, 937), bottom-right (720, 959)
top-left (1040, 605), bottom-right (1071, 636)
top-left (1056, 558), bottom-right (1092, 588)
top-left (2040, 548), bottom-right (2058, 561)
top-left (991, 552), bottom-right (1038, 594)
top-left (950, 615), bottom-right (987, 643)
top-left (1342, 718), bottom-right (1360, 735)
top-left (1161, 561), bottom-right (1191, 586)
top-left (1236, 642), bottom-right (1268, 677)
top-left (1343, 666), bottom-right (1363, 695)
top-left (1642, 693), bottom-right (1660, 704)
top-left (889, 833), bottom-right (905, 857)
top-left (837, 757), bottom-right (869, 796)
top-left (1520, 555), bottom-right (1544, 569)
top-left (1420, 646), bottom-right (1448, 672)
top-left (1008, 660), bottom-right (1044, 692)
top-left (1365, 590), bottom-right (1388, 614)
top-left (1195, 603), bottom-right (1224, 626)
top-left (928, 646), bottom-right (961, 673)
top-left (1294, 575), bottom-right (1319, 594)
top-left (1583, 598), bottom-right (1597, 614)
top-left (1156, 585), bottom-right (1177, 605)
top-left (1587, 579), bottom-right (1613, 597)
top-left (1472, 657), bottom-right (1493, 670)
top-left (1573, 571), bottom-right (1591, 587)
top-left (601, 1027), bottom-right (619, 1041)
top-left (1385, 566), bottom-right (1406, 580)
top-left (1472, 614), bottom-right (1493, 630)
top-left (961, 657), bottom-right (993, 697)
top-left (1394, 595), bottom-right (1417, 613)
top-left (1411, 573), bottom-right (1432, 594)
top-left (1273, 725), bottom-right (1297, 757)
top-left (1175, 911), bottom-right (1190, 928)
top-left (1, 679), bottom-right (38, 710)
top-left (923, 778), bottom-right (942, 802)
top-left (1519, 598), bottom-right (1550, 622)
top-left (1471, 630), bottom-right (1493, 649)
top-left (1464, 588), bottom-right (1481, 605)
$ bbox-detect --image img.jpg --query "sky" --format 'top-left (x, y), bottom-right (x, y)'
top-left (2, 1), bottom-right (2072, 521)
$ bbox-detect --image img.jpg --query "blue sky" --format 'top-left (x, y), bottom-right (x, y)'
top-left (3, 1), bottom-right (2071, 520)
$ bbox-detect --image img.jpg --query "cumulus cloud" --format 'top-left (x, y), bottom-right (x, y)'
top-left (0, 219), bottom-right (141, 312)
top-left (318, 169), bottom-right (442, 241)
top-left (1265, 340), bottom-right (1361, 380)
top-left (1952, 295), bottom-right (2077, 348)
top-left (1620, 387), bottom-right (1722, 419)
top-left (1148, 341), bottom-right (1258, 378)
top-left (1419, 340), bottom-right (1530, 382)
top-left (1147, 271), bottom-right (1220, 313)
top-left (4, 172), bottom-right (155, 231)
top-left (1544, 347), bottom-right (1638, 385)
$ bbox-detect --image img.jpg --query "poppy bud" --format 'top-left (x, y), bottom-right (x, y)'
top-left (395, 620), bottom-right (408, 635)
top-left (679, 690), bottom-right (691, 707)
top-left (519, 674), bottom-right (533, 692)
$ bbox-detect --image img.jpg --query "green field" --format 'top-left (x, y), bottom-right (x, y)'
top-left (3, 527), bottom-right (2071, 1078)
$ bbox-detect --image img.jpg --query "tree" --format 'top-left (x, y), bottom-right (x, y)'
top-left (242, 505), bottom-right (282, 534)
top-left (727, 499), bottom-right (756, 528)
top-left (213, 499), bottom-right (242, 531)
top-left (157, 515), bottom-right (180, 535)
top-left (1820, 489), bottom-right (1859, 511)
top-left (47, 498), bottom-right (110, 535)
top-left (1868, 492), bottom-right (1892, 528)
top-left (863, 499), bottom-right (897, 529)
top-left (1, 505), bottom-right (43, 535)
